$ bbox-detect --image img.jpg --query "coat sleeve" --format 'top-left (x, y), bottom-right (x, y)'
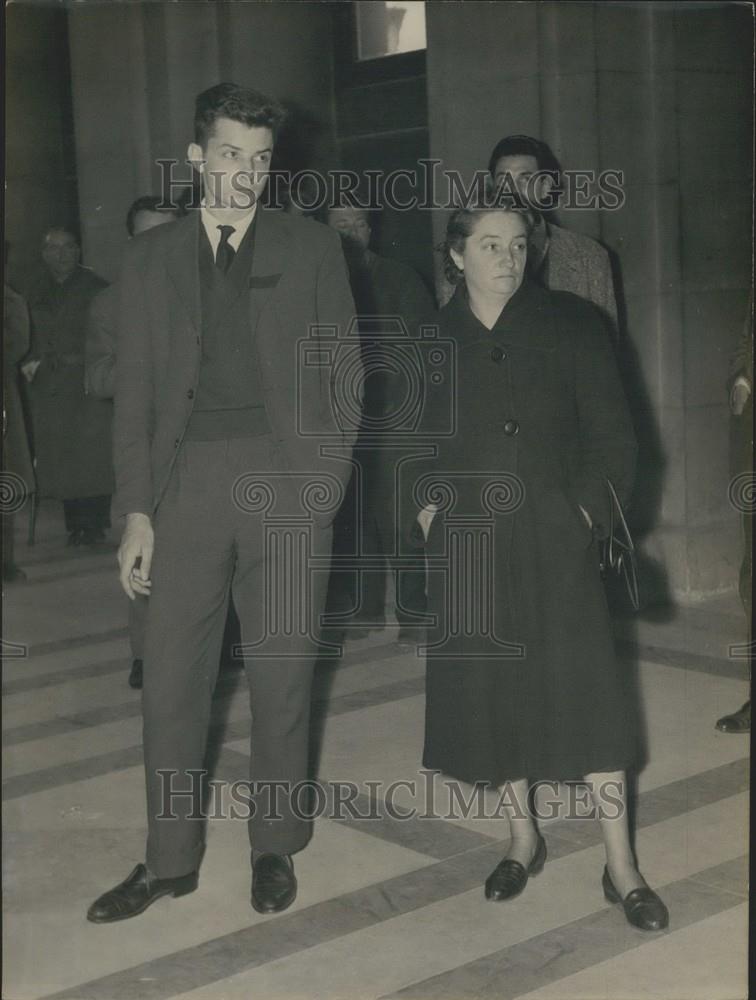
top-left (727, 291), bottom-right (753, 391)
top-left (566, 304), bottom-right (637, 538)
top-left (85, 286), bottom-right (117, 399)
top-left (588, 243), bottom-right (619, 338)
top-left (112, 243), bottom-right (154, 520)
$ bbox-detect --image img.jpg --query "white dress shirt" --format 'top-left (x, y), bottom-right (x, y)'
top-left (200, 203), bottom-right (257, 262)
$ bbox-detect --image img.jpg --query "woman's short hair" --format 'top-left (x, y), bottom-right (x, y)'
top-left (439, 186), bottom-right (535, 286)
top-left (194, 82), bottom-right (287, 148)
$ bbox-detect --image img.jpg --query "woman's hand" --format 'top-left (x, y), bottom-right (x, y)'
top-left (417, 505), bottom-right (438, 540)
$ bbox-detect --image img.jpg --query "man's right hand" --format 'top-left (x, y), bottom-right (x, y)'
top-left (118, 513), bottom-right (154, 600)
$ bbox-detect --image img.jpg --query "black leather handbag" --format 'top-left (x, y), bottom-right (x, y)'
top-left (599, 480), bottom-right (640, 611)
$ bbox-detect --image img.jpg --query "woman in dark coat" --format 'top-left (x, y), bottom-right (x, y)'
top-left (414, 203), bottom-right (668, 931)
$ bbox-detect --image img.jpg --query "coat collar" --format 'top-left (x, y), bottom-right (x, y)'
top-left (442, 278), bottom-right (557, 352)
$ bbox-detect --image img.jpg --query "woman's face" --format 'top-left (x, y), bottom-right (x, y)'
top-left (450, 211), bottom-right (528, 302)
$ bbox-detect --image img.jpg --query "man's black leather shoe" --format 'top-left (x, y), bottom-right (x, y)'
top-left (128, 659), bottom-right (143, 689)
top-left (602, 866), bottom-right (669, 931)
top-left (87, 864), bottom-right (198, 923)
top-left (251, 853), bottom-right (297, 914)
top-left (485, 835), bottom-right (546, 901)
top-left (715, 700), bottom-right (750, 733)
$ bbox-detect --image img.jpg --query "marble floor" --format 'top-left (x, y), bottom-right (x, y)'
top-left (2, 500), bottom-right (751, 1000)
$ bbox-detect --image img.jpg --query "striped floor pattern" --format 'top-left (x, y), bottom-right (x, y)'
top-left (2, 502), bottom-right (750, 1000)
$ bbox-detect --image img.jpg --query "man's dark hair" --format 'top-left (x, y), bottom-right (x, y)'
top-left (194, 82), bottom-right (287, 148)
top-left (125, 196), bottom-right (179, 237)
top-left (487, 134), bottom-right (562, 189)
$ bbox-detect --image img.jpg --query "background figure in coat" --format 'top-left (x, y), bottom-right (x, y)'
top-left (326, 205), bottom-right (436, 643)
top-left (413, 201), bottom-right (668, 932)
top-left (21, 228), bottom-right (111, 545)
top-left (488, 134), bottom-right (618, 339)
top-left (716, 292), bottom-right (752, 733)
top-left (3, 267), bottom-right (35, 583)
top-left (88, 83), bottom-right (360, 924)
top-left (86, 196), bottom-right (180, 689)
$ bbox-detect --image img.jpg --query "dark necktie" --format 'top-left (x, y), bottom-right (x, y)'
top-left (216, 225), bottom-right (236, 274)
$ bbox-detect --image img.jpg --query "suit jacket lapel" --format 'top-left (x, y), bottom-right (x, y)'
top-left (248, 207), bottom-right (288, 329)
top-left (166, 213), bottom-right (201, 332)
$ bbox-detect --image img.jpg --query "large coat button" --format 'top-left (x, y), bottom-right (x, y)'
top-left (490, 346), bottom-right (506, 362)
top-left (503, 420), bottom-right (519, 436)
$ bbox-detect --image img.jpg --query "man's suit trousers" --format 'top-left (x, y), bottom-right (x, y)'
top-left (142, 436), bottom-right (331, 878)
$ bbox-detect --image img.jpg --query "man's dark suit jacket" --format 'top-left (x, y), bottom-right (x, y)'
top-left (112, 208), bottom-right (360, 524)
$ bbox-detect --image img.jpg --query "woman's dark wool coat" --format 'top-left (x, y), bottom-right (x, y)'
top-left (417, 280), bottom-right (639, 784)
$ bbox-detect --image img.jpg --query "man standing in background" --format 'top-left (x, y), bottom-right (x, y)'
top-left (22, 228), bottom-right (111, 545)
top-left (488, 134), bottom-right (618, 338)
top-left (326, 205), bottom-right (435, 644)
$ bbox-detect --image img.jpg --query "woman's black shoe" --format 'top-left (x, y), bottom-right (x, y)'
top-left (87, 864), bottom-right (198, 923)
top-left (485, 835), bottom-right (546, 901)
top-left (602, 866), bottom-right (669, 931)
top-left (715, 701), bottom-right (750, 733)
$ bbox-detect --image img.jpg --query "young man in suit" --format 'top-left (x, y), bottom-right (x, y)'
top-left (88, 83), bottom-right (359, 921)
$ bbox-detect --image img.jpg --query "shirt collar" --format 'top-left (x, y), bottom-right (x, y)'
top-left (200, 202), bottom-right (257, 259)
